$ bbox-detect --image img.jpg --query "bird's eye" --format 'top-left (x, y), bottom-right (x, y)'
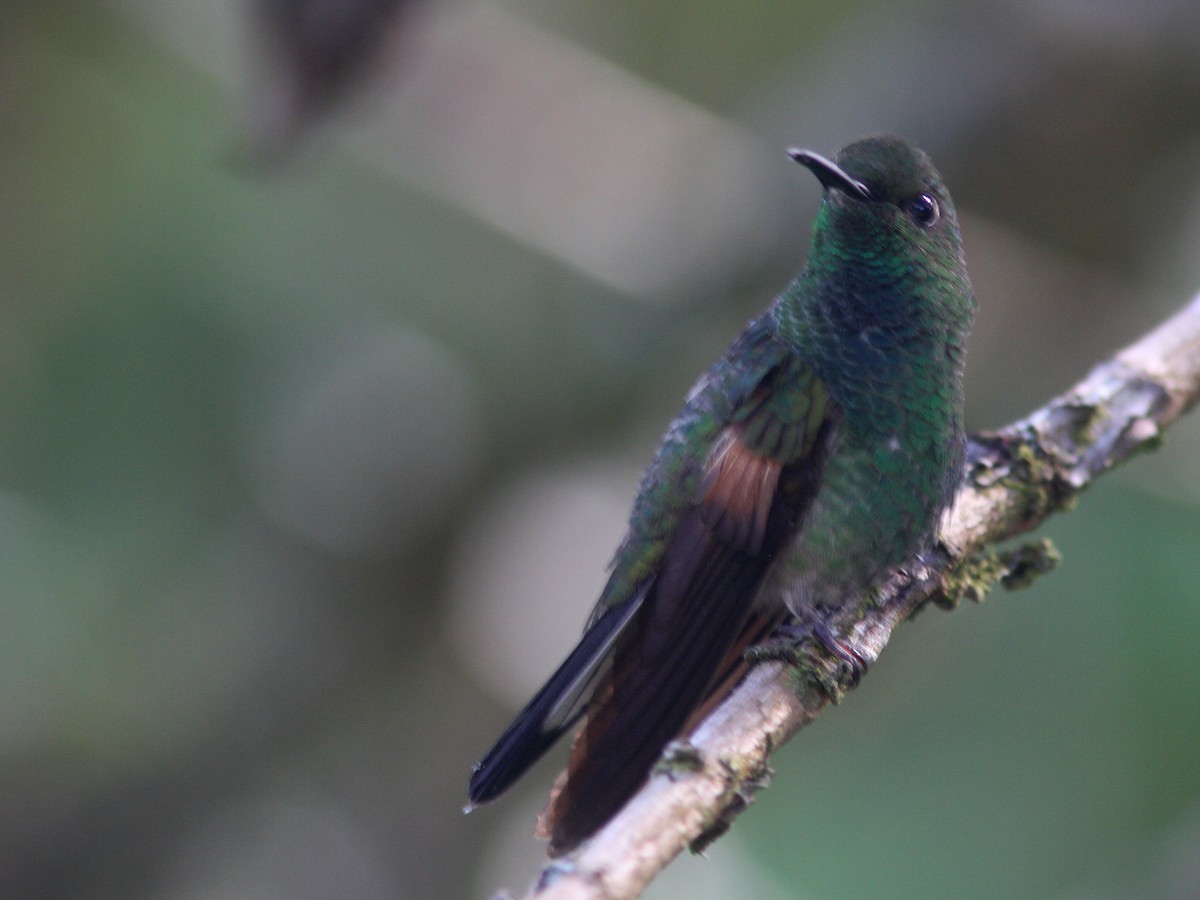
top-left (906, 193), bottom-right (940, 227)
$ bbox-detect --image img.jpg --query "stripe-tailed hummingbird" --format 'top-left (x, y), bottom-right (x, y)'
top-left (467, 135), bottom-right (976, 855)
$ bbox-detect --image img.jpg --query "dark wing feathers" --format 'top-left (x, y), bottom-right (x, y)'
top-left (677, 606), bottom-right (788, 736)
top-left (468, 320), bottom-right (838, 852)
top-left (543, 503), bottom-right (782, 851)
top-left (467, 589), bottom-right (645, 806)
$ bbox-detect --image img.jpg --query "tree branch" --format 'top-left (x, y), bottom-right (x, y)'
top-left (516, 292), bottom-right (1200, 900)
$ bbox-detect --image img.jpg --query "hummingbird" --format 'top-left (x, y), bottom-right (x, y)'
top-left (467, 135), bottom-right (976, 855)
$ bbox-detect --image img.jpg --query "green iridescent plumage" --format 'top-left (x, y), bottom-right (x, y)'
top-left (468, 135), bottom-right (976, 854)
top-left (596, 319), bottom-right (832, 616)
top-left (767, 138), bottom-right (975, 610)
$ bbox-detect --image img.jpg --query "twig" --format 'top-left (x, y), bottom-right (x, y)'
top-left (517, 292), bottom-right (1200, 900)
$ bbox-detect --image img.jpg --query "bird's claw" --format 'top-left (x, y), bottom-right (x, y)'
top-left (746, 621), bottom-right (868, 702)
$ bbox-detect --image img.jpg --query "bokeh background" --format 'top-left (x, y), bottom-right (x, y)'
top-left (4, 1), bottom-right (1200, 897)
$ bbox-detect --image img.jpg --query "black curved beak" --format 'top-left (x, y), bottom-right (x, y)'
top-left (787, 148), bottom-right (873, 200)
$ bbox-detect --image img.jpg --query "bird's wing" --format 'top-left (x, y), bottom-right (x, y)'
top-left (540, 344), bottom-right (837, 852)
top-left (467, 317), bottom-right (838, 853)
top-left (465, 584), bottom-right (647, 807)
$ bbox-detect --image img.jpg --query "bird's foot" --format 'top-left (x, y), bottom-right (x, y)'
top-left (746, 622), bottom-right (868, 703)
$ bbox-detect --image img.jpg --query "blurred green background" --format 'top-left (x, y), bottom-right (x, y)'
top-left (3, 1), bottom-right (1200, 897)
